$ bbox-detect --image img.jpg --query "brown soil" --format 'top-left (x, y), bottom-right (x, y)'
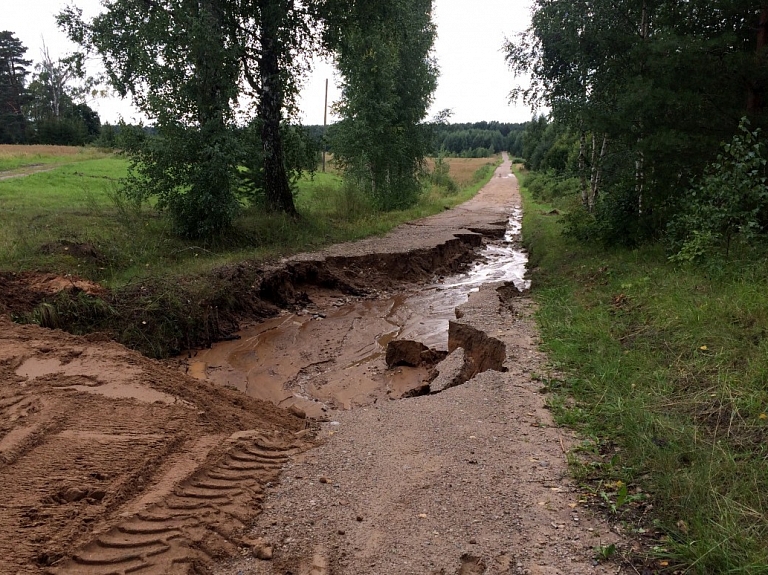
top-left (0, 271), bottom-right (106, 316)
top-left (0, 316), bottom-right (307, 574)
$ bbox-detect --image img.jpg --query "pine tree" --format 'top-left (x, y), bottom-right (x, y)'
top-left (0, 31), bottom-right (32, 144)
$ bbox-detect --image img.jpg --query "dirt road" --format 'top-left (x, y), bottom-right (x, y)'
top-left (207, 155), bottom-right (625, 574)
top-left (1, 154), bottom-right (625, 574)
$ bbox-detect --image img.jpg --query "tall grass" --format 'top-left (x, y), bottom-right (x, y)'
top-left (521, 182), bottom-right (768, 572)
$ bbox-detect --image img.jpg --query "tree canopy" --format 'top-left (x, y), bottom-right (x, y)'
top-left (325, 0), bottom-right (438, 209)
top-left (0, 31), bottom-right (101, 146)
top-left (58, 0), bottom-right (439, 238)
top-left (507, 1), bottom-right (768, 246)
top-left (0, 31), bottom-right (32, 144)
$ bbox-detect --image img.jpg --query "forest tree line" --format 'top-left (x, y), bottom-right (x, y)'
top-left (305, 121), bottom-right (527, 159)
top-left (508, 0), bottom-right (768, 259)
top-left (0, 31), bottom-right (101, 146)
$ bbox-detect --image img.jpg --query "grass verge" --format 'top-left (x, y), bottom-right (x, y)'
top-left (521, 180), bottom-right (768, 572)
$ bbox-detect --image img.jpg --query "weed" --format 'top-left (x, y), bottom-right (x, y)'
top-left (595, 543), bottom-right (617, 562)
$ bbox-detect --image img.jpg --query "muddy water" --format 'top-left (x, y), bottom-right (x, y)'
top-left (186, 206), bottom-right (529, 417)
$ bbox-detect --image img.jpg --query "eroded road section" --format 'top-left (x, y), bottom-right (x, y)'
top-left (207, 155), bottom-right (625, 575)
top-left (0, 154), bottom-right (625, 575)
top-left (186, 155), bottom-right (528, 419)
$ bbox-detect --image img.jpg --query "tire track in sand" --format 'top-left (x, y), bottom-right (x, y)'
top-left (54, 434), bottom-right (304, 575)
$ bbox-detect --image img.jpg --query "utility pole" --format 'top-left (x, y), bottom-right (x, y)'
top-left (322, 78), bottom-right (328, 172)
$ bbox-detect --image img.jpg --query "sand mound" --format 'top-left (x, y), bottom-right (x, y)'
top-left (0, 316), bottom-right (308, 574)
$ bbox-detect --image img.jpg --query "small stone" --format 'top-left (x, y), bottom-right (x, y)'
top-left (356, 515), bottom-right (363, 522)
top-left (338, 530), bottom-right (346, 535)
top-left (469, 538), bottom-right (478, 545)
top-left (319, 476), bottom-right (330, 484)
top-left (63, 487), bottom-right (88, 503)
top-left (254, 545), bottom-right (273, 561)
top-left (288, 405), bottom-right (306, 419)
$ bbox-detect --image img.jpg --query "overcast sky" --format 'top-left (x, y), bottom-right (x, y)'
top-left (6, 0), bottom-right (534, 125)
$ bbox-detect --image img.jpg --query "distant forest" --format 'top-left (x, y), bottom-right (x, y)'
top-left (306, 121), bottom-right (526, 159)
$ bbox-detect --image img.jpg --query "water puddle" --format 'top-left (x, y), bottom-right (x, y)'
top-left (398, 207), bottom-right (529, 349)
top-left (186, 209), bottom-right (529, 416)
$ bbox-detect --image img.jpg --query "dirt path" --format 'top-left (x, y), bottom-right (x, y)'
top-left (0, 165), bottom-right (57, 181)
top-left (209, 156), bottom-right (626, 574)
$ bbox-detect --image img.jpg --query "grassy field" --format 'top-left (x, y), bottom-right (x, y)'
top-left (520, 177), bottom-right (768, 572)
top-left (0, 145), bottom-right (112, 172)
top-left (0, 146), bottom-right (498, 287)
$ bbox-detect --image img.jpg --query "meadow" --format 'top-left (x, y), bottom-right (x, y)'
top-left (520, 174), bottom-right (768, 572)
top-left (0, 146), bottom-right (497, 287)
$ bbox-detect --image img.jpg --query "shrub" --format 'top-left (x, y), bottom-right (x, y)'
top-left (669, 118), bottom-right (768, 262)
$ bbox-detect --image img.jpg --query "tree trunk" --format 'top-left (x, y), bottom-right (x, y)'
top-left (579, 130), bottom-right (588, 209)
top-left (588, 134), bottom-right (608, 212)
top-left (636, 150), bottom-right (645, 215)
top-left (748, 7), bottom-right (768, 114)
top-left (258, 1), bottom-right (298, 216)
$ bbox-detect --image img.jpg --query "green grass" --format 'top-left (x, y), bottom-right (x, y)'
top-left (521, 179), bottom-right (768, 573)
top-left (0, 153), bottom-right (500, 287)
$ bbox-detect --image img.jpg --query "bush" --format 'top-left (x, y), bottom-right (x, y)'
top-left (669, 118), bottom-right (768, 262)
top-left (429, 154), bottom-right (459, 194)
top-left (525, 171), bottom-right (580, 203)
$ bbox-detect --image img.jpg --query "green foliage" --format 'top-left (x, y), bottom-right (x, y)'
top-left (117, 123), bottom-right (242, 239)
top-left (58, 0), bottom-right (321, 237)
top-left (523, 188), bottom-right (768, 572)
top-left (328, 0), bottom-right (438, 210)
top-left (508, 1), bottom-right (768, 246)
top-left (669, 119), bottom-right (768, 262)
top-left (524, 171), bottom-right (580, 203)
top-left (238, 122), bottom-right (319, 208)
top-left (429, 153), bottom-right (458, 194)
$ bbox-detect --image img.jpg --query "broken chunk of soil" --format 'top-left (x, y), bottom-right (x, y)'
top-left (385, 339), bottom-right (447, 368)
top-left (448, 321), bottom-right (506, 380)
top-left (429, 347), bottom-right (469, 393)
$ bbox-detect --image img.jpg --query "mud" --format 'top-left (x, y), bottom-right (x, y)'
top-left (0, 316), bottom-right (307, 575)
